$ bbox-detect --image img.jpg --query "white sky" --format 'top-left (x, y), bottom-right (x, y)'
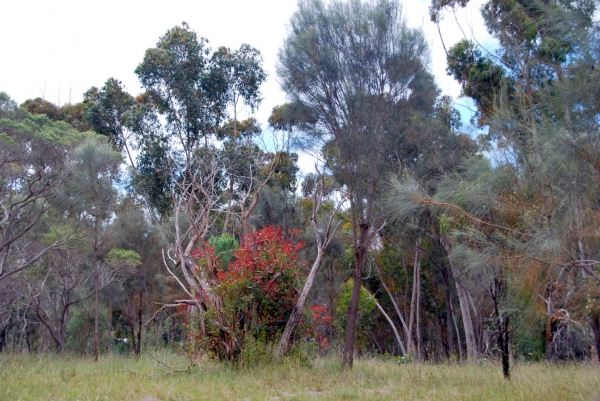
top-left (1, 0), bottom-right (491, 171)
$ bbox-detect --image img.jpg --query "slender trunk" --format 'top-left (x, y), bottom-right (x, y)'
top-left (107, 301), bottom-right (112, 354)
top-left (342, 235), bottom-right (368, 369)
top-left (275, 249), bottom-right (325, 358)
top-left (443, 234), bottom-right (477, 361)
top-left (137, 288), bottom-right (143, 356)
top-left (94, 225), bottom-right (99, 362)
top-left (361, 271), bottom-right (407, 355)
top-left (416, 249), bottom-right (422, 361)
top-left (0, 322), bottom-right (6, 352)
top-left (117, 123), bottom-right (136, 170)
top-left (545, 291), bottom-right (555, 361)
top-left (276, 179), bottom-right (341, 359)
top-left (500, 319), bottom-right (510, 380)
top-left (136, 265), bottom-right (143, 356)
top-left (407, 238), bottom-right (421, 357)
top-left (469, 293), bottom-right (484, 356)
top-left (444, 275), bottom-right (455, 359)
top-left (222, 177), bottom-right (234, 235)
top-left (374, 299), bottom-right (406, 355)
top-left (128, 318), bottom-right (136, 353)
top-left (376, 264), bottom-right (410, 345)
top-left (493, 281), bottom-right (510, 380)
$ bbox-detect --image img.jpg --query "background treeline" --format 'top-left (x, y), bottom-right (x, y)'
top-left (1, 0), bottom-right (599, 377)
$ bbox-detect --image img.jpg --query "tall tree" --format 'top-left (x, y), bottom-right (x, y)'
top-left (0, 93), bottom-right (84, 282)
top-left (213, 44), bottom-right (267, 140)
top-left (57, 136), bottom-right (122, 361)
top-left (83, 78), bottom-right (139, 168)
top-left (135, 23), bottom-right (228, 150)
top-left (278, 0), bottom-right (437, 368)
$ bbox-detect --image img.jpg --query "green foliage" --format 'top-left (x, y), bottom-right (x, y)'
top-left (82, 78), bottom-right (137, 152)
top-left (135, 23), bottom-right (227, 147)
top-left (336, 279), bottom-right (377, 351)
top-left (66, 304), bottom-right (109, 354)
top-left (0, 94), bottom-right (88, 280)
top-left (208, 234), bottom-right (238, 267)
top-left (21, 97), bottom-right (93, 132)
top-left (55, 136), bottom-right (122, 219)
top-left (107, 248), bottom-right (141, 267)
top-left (446, 40), bottom-right (507, 125)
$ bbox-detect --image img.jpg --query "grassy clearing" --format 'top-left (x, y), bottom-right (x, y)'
top-left (0, 353), bottom-right (599, 401)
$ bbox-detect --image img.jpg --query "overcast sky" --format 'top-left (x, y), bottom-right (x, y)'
top-left (1, 0), bottom-right (491, 170)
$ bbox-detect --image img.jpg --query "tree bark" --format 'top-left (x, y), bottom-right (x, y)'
top-left (275, 248), bottom-right (326, 358)
top-left (408, 238), bottom-right (422, 358)
top-left (443, 269), bottom-right (455, 359)
top-left (492, 280), bottom-right (510, 380)
top-left (442, 233), bottom-right (477, 361)
top-left (342, 225), bottom-right (369, 369)
top-left (137, 287), bottom-right (143, 356)
top-left (94, 224), bottom-right (99, 362)
top-left (275, 178), bottom-right (342, 359)
top-left (107, 301), bottom-right (112, 354)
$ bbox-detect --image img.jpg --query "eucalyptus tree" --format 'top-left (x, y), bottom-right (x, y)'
top-left (83, 78), bottom-right (140, 168)
top-left (135, 23), bottom-right (228, 150)
top-left (278, 0), bottom-right (438, 368)
top-left (213, 44), bottom-right (267, 140)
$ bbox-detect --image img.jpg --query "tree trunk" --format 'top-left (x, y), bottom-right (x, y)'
top-left (375, 264), bottom-right (411, 352)
top-left (342, 226), bottom-right (368, 369)
top-left (94, 226), bottom-right (99, 362)
top-left (222, 177), bottom-right (235, 235)
top-left (107, 301), bottom-right (112, 354)
top-left (416, 248), bottom-right (422, 361)
top-left (493, 281), bottom-right (510, 380)
top-left (407, 237), bottom-right (422, 359)
top-left (275, 248), bottom-right (325, 358)
top-left (137, 289), bottom-right (143, 356)
top-left (544, 291), bottom-right (556, 361)
top-left (275, 179), bottom-right (341, 359)
top-left (443, 234), bottom-right (477, 361)
top-left (136, 265), bottom-right (143, 356)
top-left (445, 283), bottom-right (455, 359)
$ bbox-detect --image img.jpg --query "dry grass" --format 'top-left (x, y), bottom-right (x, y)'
top-left (1, 353), bottom-right (599, 400)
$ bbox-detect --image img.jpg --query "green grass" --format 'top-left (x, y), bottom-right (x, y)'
top-left (1, 353), bottom-right (599, 400)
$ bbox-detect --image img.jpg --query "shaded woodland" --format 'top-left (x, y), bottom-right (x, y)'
top-left (1, 0), bottom-right (600, 379)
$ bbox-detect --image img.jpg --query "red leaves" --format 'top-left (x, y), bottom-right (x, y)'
top-left (311, 304), bottom-right (332, 325)
top-left (310, 303), bottom-right (331, 350)
top-left (218, 226), bottom-right (305, 334)
top-left (187, 226), bottom-right (306, 359)
top-left (223, 226), bottom-right (304, 293)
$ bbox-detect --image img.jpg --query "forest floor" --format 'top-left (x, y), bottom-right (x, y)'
top-left (0, 352), bottom-right (599, 400)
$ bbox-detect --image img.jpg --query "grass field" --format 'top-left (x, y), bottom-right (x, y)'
top-left (1, 353), bottom-right (599, 400)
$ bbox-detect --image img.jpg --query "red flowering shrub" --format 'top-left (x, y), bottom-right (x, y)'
top-left (186, 226), bottom-right (305, 361)
top-left (219, 226), bottom-right (304, 338)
